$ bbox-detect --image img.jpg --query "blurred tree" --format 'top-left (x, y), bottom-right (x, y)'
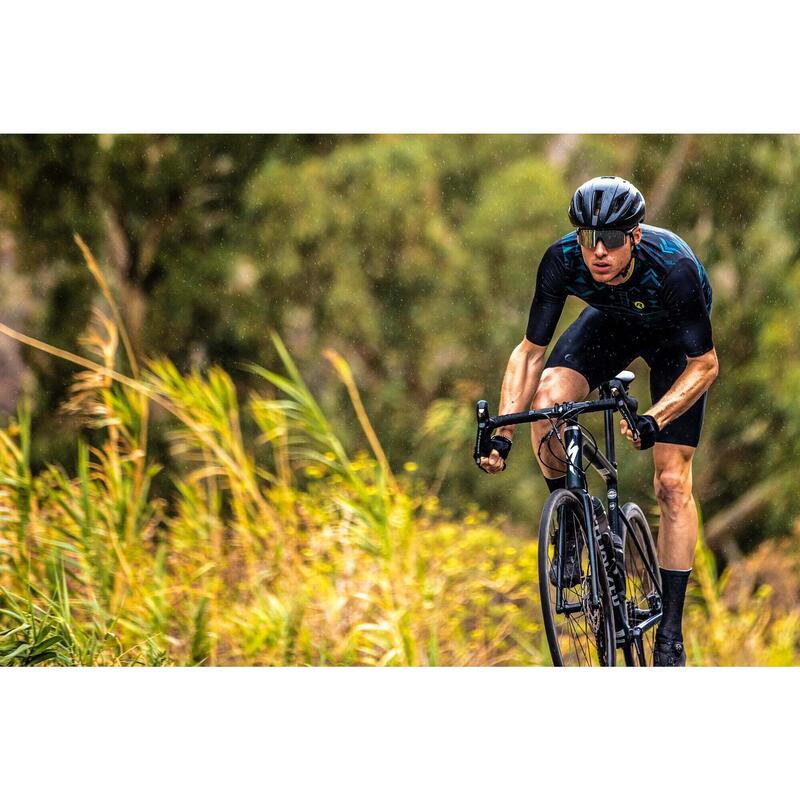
top-left (0, 134), bottom-right (296, 460)
top-left (2, 133), bottom-right (800, 557)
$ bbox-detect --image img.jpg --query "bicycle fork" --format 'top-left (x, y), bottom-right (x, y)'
top-left (554, 424), bottom-right (603, 616)
top-left (563, 422), bottom-right (638, 664)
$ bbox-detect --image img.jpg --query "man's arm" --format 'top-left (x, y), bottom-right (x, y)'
top-left (480, 243), bottom-right (565, 472)
top-left (620, 348), bottom-right (719, 448)
top-left (504, 242), bottom-right (568, 430)
top-left (480, 338), bottom-right (548, 472)
top-left (495, 338), bottom-right (549, 440)
top-left (645, 347), bottom-right (719, 430)
top-left (620, 257), bottom-right (718, 448)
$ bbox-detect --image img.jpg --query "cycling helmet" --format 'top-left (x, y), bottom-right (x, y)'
top-left (568, 176), bottom-right (646, 230)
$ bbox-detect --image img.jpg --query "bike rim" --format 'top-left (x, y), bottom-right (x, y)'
top-left (539, 493), bottom-right (615, 667)
top-left (623, 516), bottom-right (660, 666)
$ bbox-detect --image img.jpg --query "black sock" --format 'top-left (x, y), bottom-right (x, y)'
top-left (657, 568), bottom-right (691, 642)
top-left (544, 475), bottom-right (566, 493)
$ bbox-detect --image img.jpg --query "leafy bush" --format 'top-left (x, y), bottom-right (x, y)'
top-left (1, 309), bottom-right (798, 665)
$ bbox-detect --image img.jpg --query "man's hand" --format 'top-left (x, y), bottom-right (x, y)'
top-left (478, 436), bottom-right (512, 473)
top-left (619, 414), bottom-right (660, 450)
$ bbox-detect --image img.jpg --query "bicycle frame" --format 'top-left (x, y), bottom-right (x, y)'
top-left (564, 410), bottom-right (662, 665)
top-left (475, 378), bottom-right (663, 665)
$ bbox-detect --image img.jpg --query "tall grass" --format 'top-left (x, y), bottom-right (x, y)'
top-left (1, 321), bottom-right (798, 664)
top-left (0, 309), bottom-right (549, 664)
top-left (0, 245), bottom-right (798, 665)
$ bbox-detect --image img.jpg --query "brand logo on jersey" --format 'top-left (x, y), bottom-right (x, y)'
top-left (634, 300), bottom-right (645, 310)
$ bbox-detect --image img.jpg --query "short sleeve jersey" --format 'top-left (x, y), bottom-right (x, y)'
top-left (525, 224), bottom-right (714, 358)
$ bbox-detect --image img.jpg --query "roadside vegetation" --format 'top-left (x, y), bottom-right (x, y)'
top-left (1, 308), bottom-right (797, 665)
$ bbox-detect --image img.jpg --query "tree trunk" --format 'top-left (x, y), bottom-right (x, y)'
top-left (702, 475), bottom-right (784, 561)
top-left (647, 135), bottom-right (697, 220)
top-left (546, 134), bottom-right (581, 169)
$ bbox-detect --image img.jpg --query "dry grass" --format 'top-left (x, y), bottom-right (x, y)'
top-left (0, 321), bottom-right (546, 665)
top-left (1, 243), bottom-right (798, 666)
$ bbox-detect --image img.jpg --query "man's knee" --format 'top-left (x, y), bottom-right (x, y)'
top-left (653, 468), bottom-right (693, 519)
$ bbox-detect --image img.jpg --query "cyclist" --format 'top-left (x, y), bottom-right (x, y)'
top-left (479, 176), bottom-right (718, 667)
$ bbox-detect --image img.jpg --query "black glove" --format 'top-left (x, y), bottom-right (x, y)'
top-left (479, 435), bottom-right (512, 472)
top-left (635, 415), bottom-right (660, 450)
top-left (490, 435), bottom-right (512, 460)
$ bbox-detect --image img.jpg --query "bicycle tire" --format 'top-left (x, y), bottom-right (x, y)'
top-left (538, 489), bottom-right (616, 667)
top-left (620, 502), bottom-right (661, 666)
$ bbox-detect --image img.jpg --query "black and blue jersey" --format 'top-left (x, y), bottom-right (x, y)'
top-left (525, 225), bottom-right (714, 358)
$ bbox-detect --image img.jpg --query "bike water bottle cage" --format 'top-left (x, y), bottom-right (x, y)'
top-left (577, 228), bottom-right (632, 249)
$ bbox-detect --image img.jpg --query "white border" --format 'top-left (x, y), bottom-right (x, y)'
top-left (0, 667), bottom-right (795, 798)
top-left (1, 4), bottom-right (795, 794)
top-left (2, 2), bottom-right (797, 132)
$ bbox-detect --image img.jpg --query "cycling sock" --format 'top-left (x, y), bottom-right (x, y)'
top-left (657, 568), bottom-right (691, 641)
top-left (544, 475), bottom-right (566, 493)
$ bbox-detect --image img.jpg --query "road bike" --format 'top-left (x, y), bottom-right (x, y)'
top-left (474, 371), bottom-right (662, 666)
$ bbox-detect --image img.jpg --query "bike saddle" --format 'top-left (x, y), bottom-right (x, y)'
top-left (614, 370), bottom-right (635, 387)
top-left (600, 371), bottom-right (637, 410)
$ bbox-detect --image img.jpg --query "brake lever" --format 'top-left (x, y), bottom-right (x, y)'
top-left (611, 388), bottom-right (640, 442)
top-left (474, 400), bottom-right (495, 466)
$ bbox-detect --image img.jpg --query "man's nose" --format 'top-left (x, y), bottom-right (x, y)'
top-left (594, 240), bottom-right (608, 257)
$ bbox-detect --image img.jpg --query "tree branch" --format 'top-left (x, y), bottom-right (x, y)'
top-left (703, 474), bottom-right (784, 561)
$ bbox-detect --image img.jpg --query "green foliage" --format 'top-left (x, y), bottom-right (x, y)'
top-left (0, 334), bottom-right (547, 665)
top-left (3, 133), bottom-right (800, 563)
top-left (1, 335), bottom-right (797, 665)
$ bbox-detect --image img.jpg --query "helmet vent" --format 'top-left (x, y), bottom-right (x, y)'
top-left (568, 176), bottom-right (645, 230)
top-left (592, 190), bottom-right (604, 218)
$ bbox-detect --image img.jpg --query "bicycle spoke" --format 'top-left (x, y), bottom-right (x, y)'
top-left (621, 510), bottom-right (660, 666)
top-left (541, 498), bottom-right (612, 666)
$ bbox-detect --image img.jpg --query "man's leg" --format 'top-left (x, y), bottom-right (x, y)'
top-left (530, 366), bottom-right (590, 485)
top-left (532, 309), bottom-right (635, 487)
top-left (532, 367), bottom-right (590, 587)
top-left (652, 442), bottom-right (697, 665)
top-left (653, 443), bottom-right (698, 568)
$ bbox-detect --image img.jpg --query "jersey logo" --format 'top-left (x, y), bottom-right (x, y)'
top-left (634, 300), bottom-right (645, 310)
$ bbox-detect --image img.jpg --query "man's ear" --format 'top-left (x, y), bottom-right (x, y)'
top-left (632, 226), bottom-right (643, 245)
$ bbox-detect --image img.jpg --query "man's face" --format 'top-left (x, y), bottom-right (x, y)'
top-left (580, 226), bottom-right (642, 284)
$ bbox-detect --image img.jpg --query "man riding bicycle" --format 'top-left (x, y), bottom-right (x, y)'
top-left (479, 176), bottom-right (719, 667)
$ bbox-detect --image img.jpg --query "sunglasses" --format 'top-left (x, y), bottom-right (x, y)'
top-left (577, 228), bottom-right (633, 249)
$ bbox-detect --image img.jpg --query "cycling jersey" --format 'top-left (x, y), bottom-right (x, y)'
top-left (525, 225), bottom-right (713, 358)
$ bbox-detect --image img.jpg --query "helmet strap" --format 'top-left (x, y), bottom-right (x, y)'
top-left (617, 233), bottom-right (636, 279)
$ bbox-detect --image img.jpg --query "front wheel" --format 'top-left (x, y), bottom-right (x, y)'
top-left (538, 489), bottom-right (616, 666)
top-left (620, 502), bottom-right (662, 666)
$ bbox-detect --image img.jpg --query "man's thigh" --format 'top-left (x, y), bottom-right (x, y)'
top-left (531, 366), bottom-right (590, 463)
top-left (533, 366), bottom-right (590, 406)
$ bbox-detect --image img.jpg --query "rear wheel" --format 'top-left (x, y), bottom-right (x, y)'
top-left (620, 502), bottom-right (661, 666)
top-left (538, 489), bottom-right (616, 666)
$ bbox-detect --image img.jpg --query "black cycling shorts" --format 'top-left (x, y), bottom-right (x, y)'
top-left (544, 307), bottom-right (708, 448)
